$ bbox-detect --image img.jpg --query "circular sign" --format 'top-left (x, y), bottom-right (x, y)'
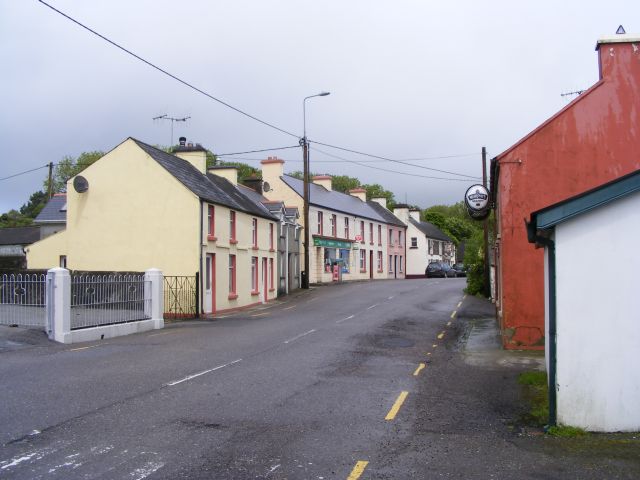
top-left (73, 175), bottom-right (89, 193)
top-left (464, 184), bottom-right (489, 212)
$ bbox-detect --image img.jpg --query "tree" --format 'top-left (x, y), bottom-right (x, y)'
top-left (363, 183), bottom-right (396, 208)
top-left (216, 161), bottom-right (261, 182)
top-left (0, 210), bottom-right (33, 228)
top-left (20, 191), bottom-right (48, 219)
top-left (44, 151), bottom-right (104, 194)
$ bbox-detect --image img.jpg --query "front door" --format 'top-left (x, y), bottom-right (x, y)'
top-left (262, 257), bottom-right (268, 303)
top-left (204, 253), bottom-right (215, 314)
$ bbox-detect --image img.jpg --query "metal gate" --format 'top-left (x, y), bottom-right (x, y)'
top-left (0, 271), bottom-right (47, 327)
top-left (164, 274), bottom-right (198, 319)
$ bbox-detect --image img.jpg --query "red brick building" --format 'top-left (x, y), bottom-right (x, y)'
top-left (490, 30), bottom-right (640, 349)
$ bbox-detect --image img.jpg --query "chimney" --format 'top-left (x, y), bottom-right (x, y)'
top-left (371, 197), bottom-right (387, 209)
top-left (260, 156), bottom-right (285, 186)
top-left (348, 187), bottom-right (366, 202)
top-left (243, 175), bottom-right (263, 194)
top-left (173, 139), bottom-right (207, 174)
top-left (595, 28), bottom-right (640, 80)
top-left (409, 209), bottom-right (421, 221)
top-left (312, 175), bottom-right (332, 191)
top-left (208, 166), bottom-right (238, 185)
top-left (393, 204), bottom-right (410, 223)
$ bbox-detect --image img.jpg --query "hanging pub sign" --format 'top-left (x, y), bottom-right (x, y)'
top-left (464, 184), bottom-right (491, 220)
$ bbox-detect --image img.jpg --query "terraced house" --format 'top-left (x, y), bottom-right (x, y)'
top-left (259, 157), bottom-right (406, 284)
top-left (26, 138), bottom-right (278, 315)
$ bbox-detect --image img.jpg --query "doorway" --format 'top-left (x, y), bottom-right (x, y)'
top-left (262, 257), bottom-right (268, 303)
top-left (369, 251), bottom-right (373, 279)
top-left (204, 253), bottom-right (215, 314)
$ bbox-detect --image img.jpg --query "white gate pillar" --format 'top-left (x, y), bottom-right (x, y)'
top-left (46, 267), bottom-right (71, 344)
top-left (144, 268), bottom-right (164, 329)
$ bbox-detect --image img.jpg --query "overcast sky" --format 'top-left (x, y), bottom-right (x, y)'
top-left (1, 1), bottom-right (637, 214)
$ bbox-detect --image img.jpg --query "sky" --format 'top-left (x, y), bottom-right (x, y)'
top-left (1, 0), bottom-right (638, 214)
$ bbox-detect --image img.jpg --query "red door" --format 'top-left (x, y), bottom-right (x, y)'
top-left (262, 257), bottom-right (268, 302)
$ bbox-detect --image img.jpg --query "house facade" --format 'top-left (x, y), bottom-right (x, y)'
top-left (368, 199), bottom-right (406, 279)
top-left (490, 31), bottom-right (640, 349)
top-left (393, 206), bottom-right (455, 278)
top-left (528, 169), bottom-right (640, 431)
top-left (26, 138), bottom-right (278, 315)
top-left (260, 158), bottom-right (406, 284)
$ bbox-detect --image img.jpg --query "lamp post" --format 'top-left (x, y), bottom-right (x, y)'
top-left (301, 91), bottom-right (330, 289)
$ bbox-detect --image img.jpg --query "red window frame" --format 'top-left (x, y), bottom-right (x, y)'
top-left (378, 225), bottom-right (382, 246)
top-left (369, 223), bottom-right (374, 244)
top-left (269, 258), bottom-right (274, 291)
top-left (269, 223), bottom-right (274, 251)
top-left (228, 254), bottom-right (237, 298)
top-left (331, 214), bottom-right (337, 237)
top-left (230, 211), bottom-right (237, 244)
top-left (252, 218), bottom-right (258, 249)
top-left (360, 221), bottom-right (365, 244)
top-left (377, 251), bottom-right (383, 272)
top-left (359, 249), bottom-right (366, 271)
top-left (317, 211), bottom-right (323, 235)
top-left (344, 217), bottom-right (349, 239)
top-left (251, 256), bottom-right (259, 294)
top-left (207, 204), bottom-right (216, 240)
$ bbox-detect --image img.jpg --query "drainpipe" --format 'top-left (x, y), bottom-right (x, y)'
top-left (284, 219), bottom-right (289, 295)
top-left (537, 236), bottom-right (557, 428)
top-left (198, 200), bottom-right (204, 317)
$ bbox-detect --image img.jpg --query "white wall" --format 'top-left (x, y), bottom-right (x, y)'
top-left (553, 190), bottom-right (640, 431)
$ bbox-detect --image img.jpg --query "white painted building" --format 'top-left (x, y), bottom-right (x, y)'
top-left (528, 169), bottom-right (640, 432)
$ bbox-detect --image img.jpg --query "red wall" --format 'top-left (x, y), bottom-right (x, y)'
top-left (495, 39), bottom-right (640, 349)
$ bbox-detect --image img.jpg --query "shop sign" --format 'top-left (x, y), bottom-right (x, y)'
top-left (464, 184), bottom-right (491, 221)
top-left (313, 237), bottom-right (352, 249)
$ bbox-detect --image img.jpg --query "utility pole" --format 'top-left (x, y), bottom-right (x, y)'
top-left (482, 146), bottom-right (490, 298)
top-left (152, 114), bottom-right (191, 146)
top-left (302, 136), bottom-right (310, 289)
top-left (47, 162), bottom-right (54, 199)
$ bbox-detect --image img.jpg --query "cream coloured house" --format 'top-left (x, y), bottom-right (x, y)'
top-left (260, 157), bottom-right (405, 284)
top-left (26, 138), bottom-right (278, 315)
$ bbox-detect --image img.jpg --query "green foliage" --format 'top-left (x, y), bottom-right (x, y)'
top-left (330, 174), bottom-right (360, 193)
top-left (518, 371), bottom-right (548, 386)
top-left (20, 191), bottom-right (47, 219)
top-left (364, 183), bottom-right (396, 209)
top-left (217, 161), bottom-right (261, 182)
top-left (44, 151), bottom-right (104, 194)
top-left (546, 425), bottom-right (588, 437)
top-left (518, 370), bottom-right (549, 427)
top-left (463, 229), bottom-right (485, 295)
top-left (0, 210), bottom-right (33, 228)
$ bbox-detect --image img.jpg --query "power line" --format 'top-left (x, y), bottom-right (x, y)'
top-left (309, 147), bottom-right (477, 183)
top-left (38, 0), bottom-right (299, 139)
top-left (216, 145), bottom-right (300, 157)
top-left (0, 164), bottom-right (50, 182)
top-left (309, 140), bottom-right (481, 179)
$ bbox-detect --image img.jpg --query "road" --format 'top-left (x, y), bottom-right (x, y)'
top-left (1, 277), bottom-right (639, 479)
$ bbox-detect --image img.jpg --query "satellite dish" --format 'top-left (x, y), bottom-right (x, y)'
top-left (73, 175), bottom-right (89, 193)
top-left (263, 181), bottom-right (271, 192)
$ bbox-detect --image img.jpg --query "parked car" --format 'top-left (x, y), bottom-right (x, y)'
top-left (451, 263), bottom-right (467, 277)
top-left (425, 262), bottom-right (455, 278)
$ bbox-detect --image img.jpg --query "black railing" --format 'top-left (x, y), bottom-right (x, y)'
top-left (164, 274), bottom-right (198, 319)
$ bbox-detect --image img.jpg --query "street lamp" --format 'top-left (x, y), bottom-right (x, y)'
top-left (301, 91), bottom-right (330, 289)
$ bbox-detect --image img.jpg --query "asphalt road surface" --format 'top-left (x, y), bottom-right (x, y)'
top-left (1, 278), bottom-right (638, 479)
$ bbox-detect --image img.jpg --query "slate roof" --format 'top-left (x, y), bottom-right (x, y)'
top-left (34, 194), bottom-right (67, 224)
top-left (133, 139), bottom-right (276, 221)
top-left (280, 175), bottom-right (387, 223)
top-left (0, 226), bottom-right (40, 246)
top-left (366, 201), bottom-right (406, 227)
top-left (409, 218), bottom-right (452, 242)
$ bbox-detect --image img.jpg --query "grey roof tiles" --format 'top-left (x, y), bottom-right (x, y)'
top-left (34, 195), bottom-right (67, 224)
top-left (0, 226), bottom-right (40, 246)
top-left (409, 217), bottom-right (452, 242)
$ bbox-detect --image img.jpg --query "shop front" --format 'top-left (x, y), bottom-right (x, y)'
top-left (313, 236), bottom-right (355, 283)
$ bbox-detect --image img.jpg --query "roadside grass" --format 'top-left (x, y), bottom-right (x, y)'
top-left (546, 425), bottom-right (588, 437)
top-left (518, 370), bottom-right (549, 427)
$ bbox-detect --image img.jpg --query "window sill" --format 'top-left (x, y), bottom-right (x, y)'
top-left (369, 242), bottom-right (374, 245)
top-left (269, 248), bottom-right (276, 253)
top-left (360, 269), bottom-right (367, 273)
top-left (269, 288), bottom-right (275, 292)
top-left (409, 246), bottom-right (418, 249)
top-left (251, 246), bottom-right (259, 251)
top-left (230, 239), bottom-right (238, 245)
top-left (207, 235), bottom-right (217, 241)
top-left (251, 290), bottom-right (260, 296)
top-left (228, 293), bottom-right (238, 300)
top-left (377, 270), bottom-right (384, 273)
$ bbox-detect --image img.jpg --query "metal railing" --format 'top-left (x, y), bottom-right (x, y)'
top-left (0, 272), bottom-right (47, 327)
top-left (164, 274), bottom-right (198, 319)
top-left (70, 273), bottom-right (151, 330)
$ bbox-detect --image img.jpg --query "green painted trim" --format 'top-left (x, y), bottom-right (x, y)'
top-left (312, 237), bottom-right (352, 249)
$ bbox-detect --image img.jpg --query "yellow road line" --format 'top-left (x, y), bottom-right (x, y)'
top-left (251, 312), bottom-right (269, 317)
top-left (68, 345), bottom-right (99, 352)
top-left (385, 391), bottom-right (409, 420)
top-left (457, 301), bottom-right (462, 308)
top-left (426, 352), bottom-right (432, 356)
top-left (432, 344), bottom-right (438, 348)
top-left (413, 363), bottom-right (426, 376)
top-left (347, 461), bottom-right (369, 480)
top-left (451, 310), bottom-right (457, 319)
top-left (446, 321), bottom-right (451, 326)
top-left (437, 332), bottom-right (445, 339)
top-left (463, 294), bottom-right (467, 299)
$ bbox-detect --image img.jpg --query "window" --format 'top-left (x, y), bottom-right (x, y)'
top-left (59, 255), bottom-right (67, 268)
top-left (230, 211), bottom-right (237, 243)
top-left (369, 223), bottom-right (373, 244)
top-left (317, 211), bottom-right (324, 235)
top-left (359, 249), bottom-right (366, 271)
top-left (378, 225), bottom-right (382, 245)
top-left (252, 218), bottom-right (258, 248)
top-left (399, 256), bottom-right (403, 272)
top-left (269, 223), bottom-right (274, 250)
top-left (207, 204), bottom-right (215, 240)
top-left (251, 256), bottom-right (258, 293)
top-left (269, 258), bottom-right (274, 290)
top-left (411, 237), bottom-right (418, 248)
top-left (344, 217), bottom-right (349, 239)
top-left (339, 249), bottom-right (350, 273)
top-left (331, 214), bottom-right (337, 237)
top-left (228, 255), bottom-right (237, 297)
top-left (389, 229), bottom-right (393, 245)
top-left (389, 255), bottom-right (393, 272)
top-left (360, 221), bottom-right (365, 243)
top-left (377, 251), bottom-right (383, 272)
top-left (433, 240), bottom-right (440, 255)
top-left (398, 231), bottom-right (403, 246)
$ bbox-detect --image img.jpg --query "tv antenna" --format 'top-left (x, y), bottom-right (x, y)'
top-left (153, 114), bottom-right (191, 146)
top-left (560, 89), bottom-right (584, 99)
